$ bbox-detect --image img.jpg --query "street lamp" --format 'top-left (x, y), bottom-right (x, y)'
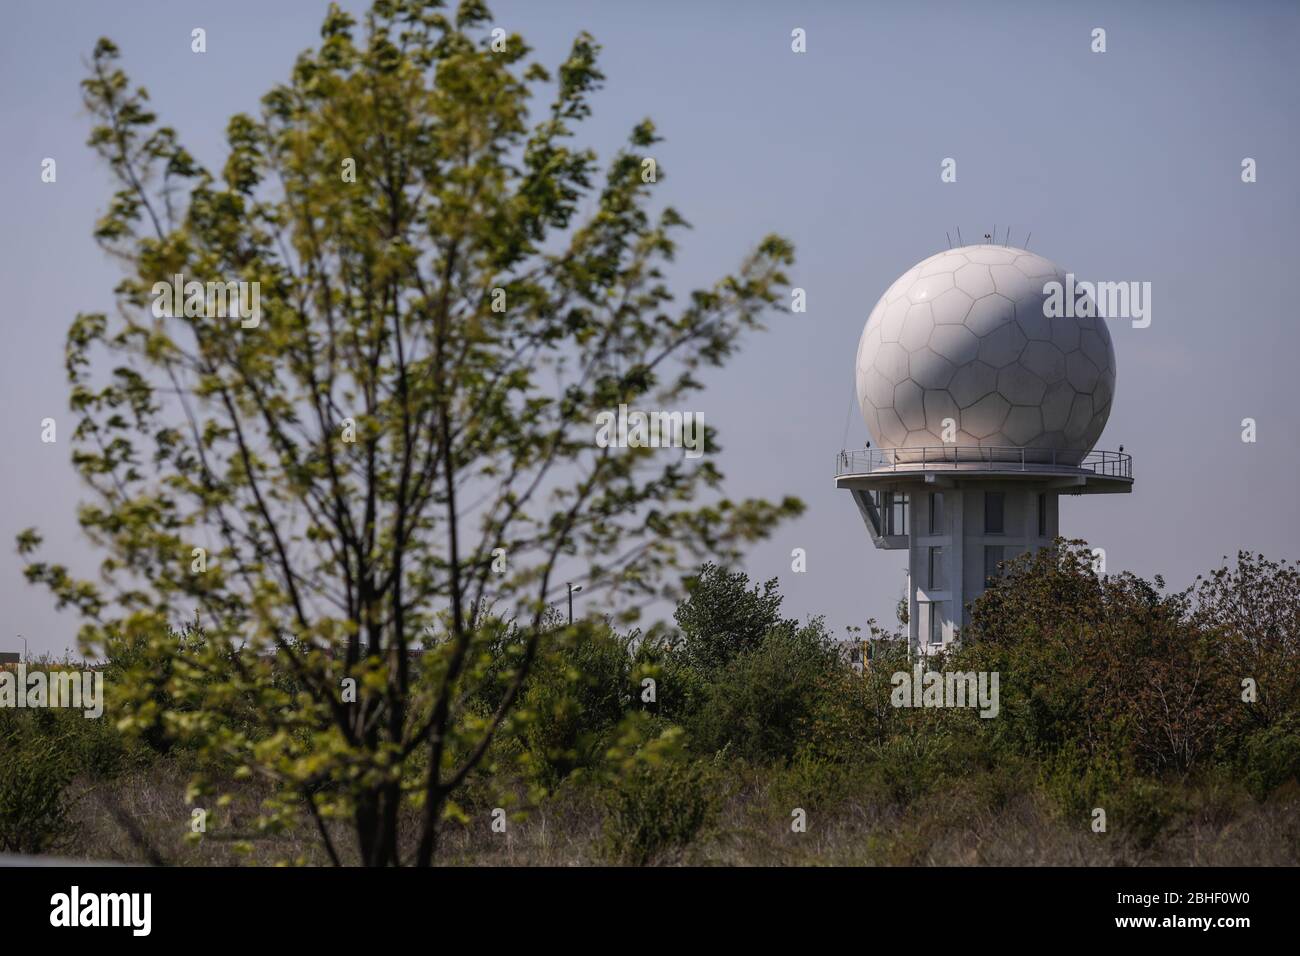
top-left (566, 583), bottom-right (584, 625)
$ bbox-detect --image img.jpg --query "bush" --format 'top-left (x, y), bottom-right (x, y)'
top-left (805, 640), bottom-right (909, 761)
top-left (1240, 715), bottom-right (1300, 800)
top-left (1037, 748), bottom-right (1126, 823)
top-left (686, 621), bottom-right (839, 762)
top-left (963, 541), bottom-right (1240, 774)
top-left (1111, 778), bottom-right (1183, 850)
top-left (518, 623), bottom-right (635, 789)
top-left (767, 751), bottom-right (872, 815)
top-left (862, 731), bottom-right (956, 806)
top-left (600, 719), bottom-right (717, 865)
top-left (632, 635), bottom-right (708, 725)
top-left (672, 563), bottom-right (792, 673)
top-left (0, 722), bottom-right (76, 854)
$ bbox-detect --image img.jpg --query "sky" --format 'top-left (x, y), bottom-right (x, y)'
top-left (1, 0), bottom-right (1298, 658)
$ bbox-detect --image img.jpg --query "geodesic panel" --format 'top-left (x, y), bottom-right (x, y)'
top-left (997, 364), bottom-right (1047, 406)
top-left (1065, 394), bottom-right (1094, 443)
top-left (895, 379), bottom-right (925, 430)
top-left (963, 392), bottom-right (1011, 439)
top-left (909, 348), bottom-right (956, 390)
top-left (1021, 340), bottom-right (1067, 384)
top-left (949, 360), bottom-right (998, 408)
top-left (953, 263), bottom-right (995, 299)
top-left (899, 305), bottom-right (934, 351)
top-left (855, 245), bottom-right (1117, 457)
top-left (1041, 380), bottom-right (1074, 432)
top-left (931, 287), bottom-right (976, 325)
top-left (1003, 405), bottom-right (1045, 445)
top-left (923, 388), bottom-right (959, 438)
top-left (929, 323), bottom-right (980, 366)
top-left (978, 321), bottom-right (1028, 368)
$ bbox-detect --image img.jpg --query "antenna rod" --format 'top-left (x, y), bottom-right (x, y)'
top-left (946, 231), bottom-right (952, 249)
top-left (957, 226), bottom-right (963, 245)
top-left (1024, 231), bottom-right (1032, 250)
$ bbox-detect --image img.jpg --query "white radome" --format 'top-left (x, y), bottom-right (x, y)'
top-left (855, 245), bottom-right (1116, 464)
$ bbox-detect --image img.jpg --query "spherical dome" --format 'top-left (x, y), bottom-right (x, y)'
top-left (855, 245), bottom-right (1116, 464)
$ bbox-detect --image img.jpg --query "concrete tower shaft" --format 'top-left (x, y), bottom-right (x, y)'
top-left (835, 447), bottom-right (1131, 654)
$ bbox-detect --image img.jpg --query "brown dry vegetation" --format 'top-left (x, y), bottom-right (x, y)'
top-left (58, 760), bottom-right (1300, 866)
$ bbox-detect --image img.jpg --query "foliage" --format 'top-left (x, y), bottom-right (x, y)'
top-left (962, 540), bottom-right (1243, 774)
top-left (0, 718), bottom-right (76, 854)
top-left (685, 619), bottom-right (839, 762)
top-left (17, 0), bottom-right (800, 866)
top-left (599, 716), bottom-right (716, 865)
top-left (671, 561), bottom-right (793, 673)
top-left (12, 521), bottom-right (1300, 862)
top-left (1238, 714), bottom-right (1300, 800)
top-left (517, 620), bottom-right (636, 789)
top-left (1191, 552), bottom-right (1300, 731)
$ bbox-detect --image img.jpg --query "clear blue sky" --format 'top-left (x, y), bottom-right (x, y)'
top-left (2, 0), bottom-right (1298, 657)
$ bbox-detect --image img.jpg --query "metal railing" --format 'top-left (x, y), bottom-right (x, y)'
top-left (834, 445), bottom-right (1132, 479)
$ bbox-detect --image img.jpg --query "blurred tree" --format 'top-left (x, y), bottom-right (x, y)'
top-left (17, 0), bottom-right (801, 866)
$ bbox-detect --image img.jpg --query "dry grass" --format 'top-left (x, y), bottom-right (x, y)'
top-left (58, 759), bottom-right (1300, 867)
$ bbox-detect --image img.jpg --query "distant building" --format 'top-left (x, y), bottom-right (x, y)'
top-left (0, 652), bottom-right (20, 665)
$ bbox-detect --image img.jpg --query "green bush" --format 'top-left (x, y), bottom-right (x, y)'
top-left (1037, 748), bottom-right (1125, 823)
top-left (0, 722), bottom-right (76, 854)
top-left (767, 751), bottom-right (872, 814)
top-left (686, 621), bottom-right (839, 762)
top-left (862, 731), bottom-right (955, 806)
top-left (1112, 778), bottom-right (1182, 850)
top-left (519, 624), bottom-right (635, 789)
top-left (632, 636), bottom-right (708, 725)
top-left (672, 562), bottom-right (792, 674)
top-left (600, 719), bottom-right (717, 865)
top-left (1240, 716), bottom-right (1300, 800)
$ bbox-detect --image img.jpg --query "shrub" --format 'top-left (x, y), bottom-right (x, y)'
top-left (1239, 715), bottom-right (1300, 800)
top-left (1191, 553), bottom-right (1300, 731)
top-left (1037, 748), bottom-right (1126, 823)
top-left (686, 621), bottom-right (839, 762)
top-left (600, 718), bottom-right (717, 865)
top-left (862, 731), bottom-right (954, 806)
top-left (767, 751), bottom-right (872, 815)
top-left (1111, 778), bottom-right (1183, 850)
top-left (631, 634), bottom-right (708, 725)
top-left (0, 723), bottom-right (76, 854)
top-left (672, 563), bottom-right (793, 674)
top-left (519, 623), bottom-right (635, 789)
top-left (963, 541), bottom-right (1240, 774)
top-left (805, 639), bottom-right (910, 761)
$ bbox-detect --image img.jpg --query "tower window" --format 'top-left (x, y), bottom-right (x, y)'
top-left (1037, 493), bottom-right (1047, 537)
top-left (929, 492), bottom-right (945, 535)
top-left (928, 546), bottom-right (946, 590)
top-left (984, 545), bottom-right (1005, 584)
top-left (929, 603), bottom-right (945, 645)
top-left (882, 491), bottom-right (908, 535)
top-left (984, 492), bottom-right (1004, 534)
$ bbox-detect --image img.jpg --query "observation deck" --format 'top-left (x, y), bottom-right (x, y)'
top-left (834, 446), bottom-right (1133, 495)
